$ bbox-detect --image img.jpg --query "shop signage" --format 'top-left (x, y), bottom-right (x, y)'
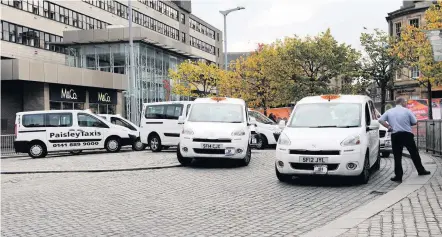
top-left (50, 84), bottom-right (86, 102)
top-left (89, 89), bottom-right (117, 104)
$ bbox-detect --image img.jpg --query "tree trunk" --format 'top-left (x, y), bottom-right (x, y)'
top-left (380, 84), bottom-right (386, 114)
top-left (263, 100), bottom-right (267, 116)
top-left (427, 81), bottom-right (433, 120)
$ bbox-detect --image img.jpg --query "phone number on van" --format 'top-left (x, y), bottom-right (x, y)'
top-left (53, 142), bottom-right (99, 148)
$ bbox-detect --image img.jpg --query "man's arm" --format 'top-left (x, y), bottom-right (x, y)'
top-left (378, 112), bottom-right (392, 131)
top-left (408, 110), bottom-right (417, 126)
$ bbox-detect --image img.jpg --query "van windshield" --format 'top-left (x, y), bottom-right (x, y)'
top-left (188, 103), bottom-right (244, 123)
top-left (289, 103), bottom-right (361, 128)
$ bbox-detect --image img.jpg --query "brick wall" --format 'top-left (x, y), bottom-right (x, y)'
top-left (1, 81), bottom-right (23, 134)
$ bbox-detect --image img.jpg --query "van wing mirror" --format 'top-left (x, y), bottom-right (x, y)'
top-left (178, 116), bottom-right (185, 125)
top-left (278, 120), bottom-right (286, 129)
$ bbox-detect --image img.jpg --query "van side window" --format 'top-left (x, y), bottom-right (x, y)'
top-left (22, 114), bottom-right (45, 127)
top-left (46, 113), bottom-right (72, 127)
top-left (368, 101), bottom-right (377, 120)
top-left (186, 104), bottom-right (191, 116)
top-left (365, 103), bottom-right (371, 126)
top-left (78, 113), bottom-right (108, 128)
top-left (165, 104), bottom-right (183, 120)
top-left (145, 105), bottom-right (165, 119)
top-left (111, 117), bottom-right (136, 131)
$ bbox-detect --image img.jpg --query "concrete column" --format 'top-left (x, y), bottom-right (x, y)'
top-left (44, 83), bottom-right (50, 110)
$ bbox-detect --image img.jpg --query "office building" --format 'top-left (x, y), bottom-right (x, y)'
top-left (1, 0), bottom-right (223, 132)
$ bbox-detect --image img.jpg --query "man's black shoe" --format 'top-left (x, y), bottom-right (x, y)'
top-left (391, 176), bottom-right (402, 182)
top-left (418, 171), bottom-right (431, 176)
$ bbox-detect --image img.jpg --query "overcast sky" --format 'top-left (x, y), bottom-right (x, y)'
top-left (191, 0), bottom-right (403, 53)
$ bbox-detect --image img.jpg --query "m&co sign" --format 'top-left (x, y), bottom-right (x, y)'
top-left (50, 85), bottom-right (86, 102)
top-left (89, 89), bottom-right (117, 104)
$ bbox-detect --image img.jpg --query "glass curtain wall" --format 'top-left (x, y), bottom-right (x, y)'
top-left (66, 42), bottom-right (190, 122)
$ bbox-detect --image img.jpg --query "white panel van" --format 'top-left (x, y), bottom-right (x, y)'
top-left (140, 101), bottom-right (193, 152)
top-left (14, 110), bottom-right (134, 158)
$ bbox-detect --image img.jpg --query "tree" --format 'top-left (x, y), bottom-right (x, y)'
top-left (220, 43), bottom-right (293, 115)
top-left (279, 29), bottom-right (362, 97)
top-left (169, 60), bottom-right (227, 98)
top-left (392, 1), bottom-right (442, 119)
top-left (360, 29), bottom-right (403, 113)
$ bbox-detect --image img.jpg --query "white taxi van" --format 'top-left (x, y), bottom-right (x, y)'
top-left (140, 101), bottom-right (193, 152)
top-left (177, 97), bottom-right (254, 166)
top-left (14, 110), bottom-right (135, 158)
top-left (99, 114), bottom-right (146, 151)
top-left (275, 95), bottom-right (380, 184)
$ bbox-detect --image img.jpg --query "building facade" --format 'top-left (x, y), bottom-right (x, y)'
top-left (1, 0), bottom-right (223, 133)
top-left (386, 0), bottom-right (435, 100)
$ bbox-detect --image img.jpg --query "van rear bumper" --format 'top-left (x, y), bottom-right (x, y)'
top-left (14, 141), bottom-right (29, 153)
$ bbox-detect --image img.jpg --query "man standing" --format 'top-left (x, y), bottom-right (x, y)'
top-left (378, 97), bottom-right (430, 182)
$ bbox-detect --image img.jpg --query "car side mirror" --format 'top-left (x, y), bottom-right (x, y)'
top-left (178, 116), bottom-right (185, 125)
top-left (278, 120), bottom-right (286, 129)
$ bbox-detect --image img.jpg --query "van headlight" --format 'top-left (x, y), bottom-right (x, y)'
top-left (182, 128), bottom-right (194, 135)
top-left (232, 129), bottom-right (246, 136)
top-left (341, 134), bottom-right (360, 146)
top-left (278, 133), bottom-right (291, 146)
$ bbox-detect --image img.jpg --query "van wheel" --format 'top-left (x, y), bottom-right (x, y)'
top-left (132, 139), bottom-right (146, 151)
top-left (70, 150), bottom-right (82, 155)
top-left (357, 153), bottom-right (370, 184)
top-left (177, 144), bottom-right (192, 166)
top-left (239, 146), bottom-right (251, 166)
top-left (255, 134), bottom-right (267, 150)
top-left (105, 137), bottom-right (121, 153)
top-left (28, 141), bottom-right (47, 158)
top-left (149, 135), bottom-right (162, 152)
top-left (275, 165), bottom-right (291, 182)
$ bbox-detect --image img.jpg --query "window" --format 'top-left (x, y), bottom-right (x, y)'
top-left (395, 22), bottom-right (402, 38)
top-left (368, 101), bottom-right (377, 120)
top-left (77, 113), bottom-right (108, 128)
top-left (249, 111), bottom-right (275, 124)
top-left (180, 13), bottom-right (185, 24)
top-left (409, 18), bottom-right (419, 28)
top-left (411, 66), bottom-right (420, 79)
top-left (145, 105), bottom-right (165, 119)
top-left (365, 103), bottom-right (371, 126)
top-left (189, 36), bottom-right (216, 55)
top-left (165, 104), bottom-right (183, 120)
top-left (46, 113), bottom-right (73, 127)
top-left (181, 32), bottom-right (185, 43)
top-left (186, 104), bottom-right (191, 116)
top-left (23, 114), bottom-right (45, 127)
top-left (188, 104), bottom-right (244, 123)
top-left (110, 117), bottom-right (136, 131)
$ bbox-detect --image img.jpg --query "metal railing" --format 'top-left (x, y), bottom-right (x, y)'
top-left (0, 134), bottom-right (21, 157)
top-left (415, 120), bottom-right (442, 155)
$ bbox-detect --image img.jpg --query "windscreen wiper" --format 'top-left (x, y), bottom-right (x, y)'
top-left (311, 125), bottom-right (338, 128)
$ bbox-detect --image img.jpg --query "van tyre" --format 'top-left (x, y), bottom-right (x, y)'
top-left (105, 137), bottom-right (121, 153)
top-left (381, 152), bottom-right (390, 158)
top-left (70, 150), bottom-right (82, 155)
top-left (275, 165), bottom-right (291, 182)
top-left (132, 138), bottom-right (146, 151)
top-left (177, 144), bottom-right (192, 166)
top-left (357, 153), bottom-right (370, 184)
top-left (239, 146), bottom-right (251, 166)
top-left (149, 134), bottom-right (162, 152)
top-left (255, 134), bottom-right (267, 150)
top-left (28, 141), bottom-right (47, 159)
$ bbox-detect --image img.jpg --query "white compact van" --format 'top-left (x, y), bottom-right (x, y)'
top-left (248, 109), bottom-right (282, 149)
top-left (99, 114), bottom-right (146, 151)
top-left (177, 97), bottom-right (254, 166)
top-left (140, 101), bottom-right (193, 152)
top-left (275, 95), bottom-right (380, 184)
top-left (14, 110), bottom-right (135, 158)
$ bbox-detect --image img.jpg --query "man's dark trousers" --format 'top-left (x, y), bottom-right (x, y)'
top-left (391, 131), bottom-right (426, 178)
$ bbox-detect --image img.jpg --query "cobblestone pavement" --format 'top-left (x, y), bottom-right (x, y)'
top-left (1, 148), bottom-right (179, 172)
top-left (340, 154), bottom-right (442, 237)
top-left (2, 150), bottom-right (412, 236)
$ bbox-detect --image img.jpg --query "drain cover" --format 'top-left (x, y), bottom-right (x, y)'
top-left (370, 191), bottom-right (386, 195)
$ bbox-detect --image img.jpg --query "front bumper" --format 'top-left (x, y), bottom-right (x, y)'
top-left (121, 135), bottom-right (138, 146)
top-left (275, 147), bottom-right (364, 176)
top-left (179, 137), bottom-right (249, 159)
top-left (380, 139), bottom-right (392, 152)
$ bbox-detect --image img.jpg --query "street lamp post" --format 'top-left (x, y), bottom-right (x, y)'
top-left (128, 1), bottom-right (137, 123)
top-left (220, 7), bottom-right (245, 71)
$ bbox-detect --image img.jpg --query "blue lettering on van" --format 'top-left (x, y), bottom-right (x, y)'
top-left (49, 131), bottom-right (102, 138)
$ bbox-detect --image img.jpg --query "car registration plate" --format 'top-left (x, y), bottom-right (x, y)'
top-left (202, 144), bottom-right (222, 149)
top-left (313, 165), bottom-right (328, 174)
top-left (299, 156), bottom-right (328, 163)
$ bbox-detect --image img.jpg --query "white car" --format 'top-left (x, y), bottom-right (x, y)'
top-left (276, 95), bottom-right (380, 184)
top-left (248, 109), bottom-right (282, 149)
top-left (379, 124), bottom-right (392, 157)
top-left (98, 114), bottom-right (146, 151)
top-left (14, 110), bottom-right (134, 158)
top-left (177, 97), bottom-right (254, 166)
